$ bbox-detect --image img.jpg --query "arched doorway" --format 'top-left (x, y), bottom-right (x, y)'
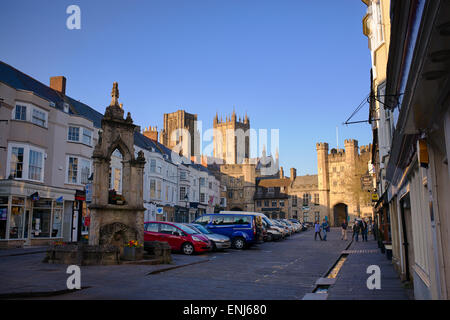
top-left (333, 203), bottom-right (348, 227)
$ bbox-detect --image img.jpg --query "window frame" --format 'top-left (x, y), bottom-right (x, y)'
top-left (12, 102), bottom-right (48, 128)
top-left (6, 143), bottom-right (45, 182)
top-left (66, 155), bottom-right (92, 185)
top-left (67, 125), bottom-right (93, 146)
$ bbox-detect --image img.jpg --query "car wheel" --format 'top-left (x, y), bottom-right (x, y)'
top-left (182, 242), bottom-right (195, 255)
top-left (232, 237), bottom-right (245, 249)
top-left (266, 234), bottom-right (273, 242)
top-left (211, 242), bottom-right (217, 251)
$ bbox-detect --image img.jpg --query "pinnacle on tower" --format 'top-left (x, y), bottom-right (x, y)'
top-left (110, 82), bottom-right (119, 107)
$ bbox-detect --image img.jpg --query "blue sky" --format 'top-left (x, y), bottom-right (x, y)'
top-left (1, 0), bottom-right (372, 175)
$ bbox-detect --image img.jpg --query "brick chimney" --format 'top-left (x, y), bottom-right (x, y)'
top-left (50, 76), bottom-right (66, 95)
top-left (290, 168), bottom-right (297, 181)
top-left (143, 126), bottom-right (158, 141)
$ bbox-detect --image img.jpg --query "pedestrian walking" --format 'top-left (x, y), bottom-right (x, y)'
top-left (373, 220), bottom-right (378, 240)
top-left (321, 219), bottom-right (329, 241)
top-left (314, 221), bottom-right (322, 241)
top-left (341, 221), bottom-right (348, 240)
top-left (352, 220), bottom-right (360, 241)
top-left (361, 219), bottom-right (368, 242)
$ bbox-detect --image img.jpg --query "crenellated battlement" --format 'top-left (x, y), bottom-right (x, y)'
top-left (329, 148), bottom-right (346, 158)
top-left (316, 142), bottom-right (329, 150)
top-left (344, 139), bottom-right (358, 147)
top-left (360, 144), bottom-right (371, 153)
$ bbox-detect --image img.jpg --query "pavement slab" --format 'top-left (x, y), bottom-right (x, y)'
top-left (327, 239), bottom-right (411, 300)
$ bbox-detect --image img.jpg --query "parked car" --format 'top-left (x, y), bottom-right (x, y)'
top-left (194, 212), bottom-right (264, 249)
top-left (272, 219), bottom-right (292, 236)
top-left (219, 211), bottom-right (286, 240)
top-left (187, 223), bottom-right (231, 251)
top-left (289, 219), bottom-right (303, 231)
top-left (283, 219), bottom-right (301, 232)
top-left (144, 221), bottom-right (212, 255)
top-left (261, 219), bottom-right (283, 241)
top-left (279, 219), bottom-right (296, 234)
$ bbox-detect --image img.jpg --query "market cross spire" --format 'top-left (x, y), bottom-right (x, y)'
top-left (111, 81), bottom-right (120, 107)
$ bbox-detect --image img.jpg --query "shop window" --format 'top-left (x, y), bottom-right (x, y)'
top-left (52, 201), bottom-right (63, 238)
top-left (0, 196), bottom-right (8, 239)
top-left (10, 197), bottom-right (25, 239)
top-left (32, 198), bottom-right (52, 238)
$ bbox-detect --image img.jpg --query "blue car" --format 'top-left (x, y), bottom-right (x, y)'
top-left (193, 213), bottom-right (264, 249)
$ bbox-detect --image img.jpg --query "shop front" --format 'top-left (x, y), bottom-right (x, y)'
top-left (0, 180), bottom-right (75, 247)
top-left (174, 205), bottom-right (189, 223)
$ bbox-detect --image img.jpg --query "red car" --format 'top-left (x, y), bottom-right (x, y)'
top-left (144, 221), bottom-right (212, 255)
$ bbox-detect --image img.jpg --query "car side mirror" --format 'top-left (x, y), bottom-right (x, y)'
top-left (173, 232), bottom-right (180, 236)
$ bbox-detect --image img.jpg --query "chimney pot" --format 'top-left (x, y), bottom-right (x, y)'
top-left (50, 76), bottom-right (66, 95)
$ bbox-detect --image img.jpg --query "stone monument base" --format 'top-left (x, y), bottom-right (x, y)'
top-left (144, 241), bottom-right (172, 264)
top-left (43, 241), bottom-right (171, 265)
top-left (43, 243), bottom-right (121, 265)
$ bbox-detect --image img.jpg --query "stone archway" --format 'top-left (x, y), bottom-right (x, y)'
top-left (333, 203), bottom-right (348, 227)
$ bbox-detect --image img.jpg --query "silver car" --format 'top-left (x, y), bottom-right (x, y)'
top-left (188, 223), bottom-right (231, 250)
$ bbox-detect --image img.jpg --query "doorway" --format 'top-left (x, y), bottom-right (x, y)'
top-left (333, 203), bottom-right (348, 227)
top-left (400, 193), bottom-right (414, 282)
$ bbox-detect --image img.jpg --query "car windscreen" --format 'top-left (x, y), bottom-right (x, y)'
top-left (174, 223), bottom-right (199, 235)
top-left (190, 224), bottom-right (212, 234)
top-left (263, 217), bottom-right (274, 226)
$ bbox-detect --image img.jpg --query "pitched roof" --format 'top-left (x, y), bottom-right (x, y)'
top-left (291, 174), bottom-right (318, 188)
top-left (0, 60), bottom-right (173, 157)
top-left (257, 177), bottom-right (291, 188)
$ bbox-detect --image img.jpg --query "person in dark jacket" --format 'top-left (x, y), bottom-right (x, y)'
top-left (321, 219), bottom-right (329, 241)
top-left (352, 220), bottom-right (360, 241)
top-left (361, 220), bottom-right (368, 242)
